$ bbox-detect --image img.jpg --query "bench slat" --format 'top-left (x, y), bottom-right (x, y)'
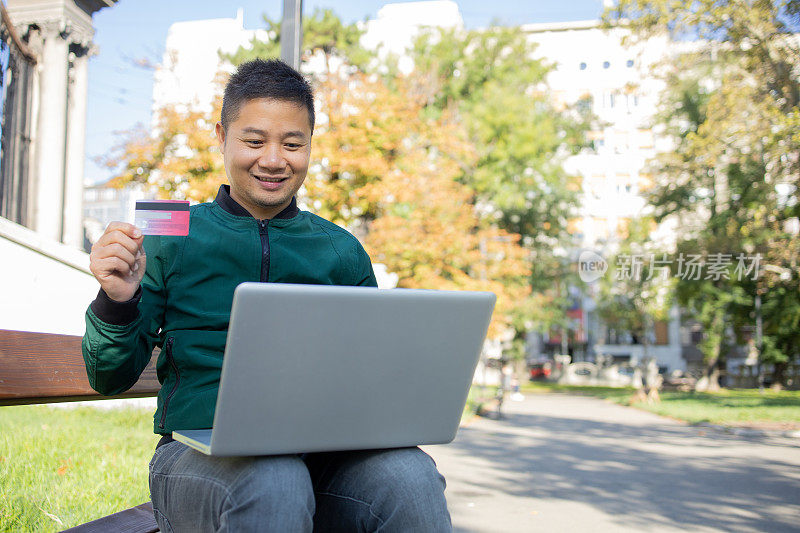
top-left (61, 501), bottom-right (159, 533)
top-left (0, 329), bottom-right (160, 406)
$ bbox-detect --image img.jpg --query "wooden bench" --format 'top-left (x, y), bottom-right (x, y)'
top-left (0, 329), bottom-right (161, 532)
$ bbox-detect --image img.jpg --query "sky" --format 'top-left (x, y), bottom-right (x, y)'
top-left (85, 0), bottom-right (605, 184)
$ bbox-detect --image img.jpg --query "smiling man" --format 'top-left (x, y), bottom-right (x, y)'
top-left (83, 59), bottom-right (451, 532)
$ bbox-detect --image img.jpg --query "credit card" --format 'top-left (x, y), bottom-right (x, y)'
top-left (134, 200), bottom-right (190, 236)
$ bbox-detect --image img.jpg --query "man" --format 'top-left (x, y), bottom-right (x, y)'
top-left (83, 59), bottom-right (451, 532)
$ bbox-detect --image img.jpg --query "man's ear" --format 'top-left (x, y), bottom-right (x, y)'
top-left (215, 122), bottom-right (226, 146)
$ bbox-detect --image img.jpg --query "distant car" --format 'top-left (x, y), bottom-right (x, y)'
top-left (529, 362), bottom-right (552, 380)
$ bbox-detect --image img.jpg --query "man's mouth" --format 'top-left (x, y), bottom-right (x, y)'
top-left (254, 175), bottom-right (288, 183)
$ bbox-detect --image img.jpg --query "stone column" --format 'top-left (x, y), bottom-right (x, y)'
top-left (6, 0), bottom-right (118, 246)
top-left (62, 44), bottom-right (90, 248)
top-left (32, 21), bottom-right (70, 242)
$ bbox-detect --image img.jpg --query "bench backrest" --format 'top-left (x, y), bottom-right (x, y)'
top-left (0, 329), bottom-right (160, 406)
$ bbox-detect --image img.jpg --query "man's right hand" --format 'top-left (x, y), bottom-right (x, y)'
top-left (89, 222), bottom-right (146, 302)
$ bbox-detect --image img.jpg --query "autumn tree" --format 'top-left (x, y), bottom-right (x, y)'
top-left (102, 102), bottom-right (224, 202)
top-left (226, 11), bottom-right (540, 340)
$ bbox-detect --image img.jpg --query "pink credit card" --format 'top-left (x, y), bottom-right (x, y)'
top-left (134, 200), bottom-right (190, 236)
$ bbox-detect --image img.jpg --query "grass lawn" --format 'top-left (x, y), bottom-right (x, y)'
top-left (520, 381), bottom-right (800, 428)
top-left (0, 405), bottom-right (158, 532)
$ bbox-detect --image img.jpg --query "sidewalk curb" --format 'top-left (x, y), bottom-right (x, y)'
top-left (695, 422), bottom-right (800, 440)
top-left (522, 389), bottom-right (800, 441)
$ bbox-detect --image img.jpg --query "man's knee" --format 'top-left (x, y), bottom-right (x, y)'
top-left (230, 454), bottom-right (315, 506)
top-left (375, 447), bottom-right (447, 494)
top-left (221, 455), bottom-right (315, 530)
top-left (150, 446), bottom-right (314, 532)
top-left (334, 447), bottom-right (450, 529)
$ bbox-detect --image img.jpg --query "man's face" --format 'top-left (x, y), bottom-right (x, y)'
top-left (216, 98), bottom-right (312, 220)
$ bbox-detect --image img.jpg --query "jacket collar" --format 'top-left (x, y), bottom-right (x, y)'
top-left (214, 184), bottom-right (299, 220)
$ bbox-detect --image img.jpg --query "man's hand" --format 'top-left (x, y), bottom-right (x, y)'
top-left (89, 222), bottom-right (146, 302)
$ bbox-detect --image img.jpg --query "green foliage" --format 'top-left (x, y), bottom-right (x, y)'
top-left (222, 8), bottom-right (373, 71)
top-left (754, 235), bottom-right (800, 368)
top-left (412, 26), bottom-right (591, 247)
top-left (0, 406), bottom-right (156, 531)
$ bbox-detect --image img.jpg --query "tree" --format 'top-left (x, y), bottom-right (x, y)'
top-left (222, 7), bottom-right (373, 73)
top-left (604, 0), bottom-right (800, 388)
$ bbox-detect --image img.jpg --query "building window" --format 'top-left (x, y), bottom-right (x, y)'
top-left (603, 61), bottom-right (610, 69)
top-left (580, 62), bottom-right (587, 70)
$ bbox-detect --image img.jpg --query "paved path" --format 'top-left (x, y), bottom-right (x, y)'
top-left (423, 393), bottom-right (800, 533)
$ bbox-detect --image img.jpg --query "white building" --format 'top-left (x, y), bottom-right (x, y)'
top-left (152, 9), bottom-right (267, 115)
top-left (1, 0), bottom-right (113, 336)
top-left (2, 0), bottom-right (116, 249)
top-left (524, 20), bottom-right (671, 249)
top-left (523, 21), bottom-right (685, 371)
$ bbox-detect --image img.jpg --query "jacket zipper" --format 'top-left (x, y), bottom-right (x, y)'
top-left (258, 219), bottom-right (270, 282)
top-left (158, 337), bottom-right (180, 430)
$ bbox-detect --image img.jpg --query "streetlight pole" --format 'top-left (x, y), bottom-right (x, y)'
top-left (280, 0), bottom-right (303, 69)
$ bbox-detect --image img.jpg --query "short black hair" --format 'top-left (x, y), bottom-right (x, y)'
top-left (221, 59), bottom-right (315, 133)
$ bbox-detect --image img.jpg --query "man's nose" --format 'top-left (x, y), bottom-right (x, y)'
top-left (257, 144), bottom-right (285, 170)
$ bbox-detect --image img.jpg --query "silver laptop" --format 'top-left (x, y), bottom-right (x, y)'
top-left (173, 282), bottom-right (495, 456)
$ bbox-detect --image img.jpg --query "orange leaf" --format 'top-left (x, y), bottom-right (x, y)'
top-left (57, 458), bottom-right (72, 476)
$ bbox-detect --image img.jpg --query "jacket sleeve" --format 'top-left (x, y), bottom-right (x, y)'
top-left (353, 241), bottom-right (379, 288)
top-left (82, 235), bottom-right (166, 396)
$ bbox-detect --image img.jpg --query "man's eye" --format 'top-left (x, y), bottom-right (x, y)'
top-left (244, 140), bottom-right (263, 146)
top-left (285, 143), bottom-right (301, 149)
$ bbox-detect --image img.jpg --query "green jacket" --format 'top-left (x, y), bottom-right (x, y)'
top-left (82, 186), bottom-right (377, 434)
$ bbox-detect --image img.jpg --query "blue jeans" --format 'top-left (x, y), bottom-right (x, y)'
top-left (149, 440), bottom-right (452, 532)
